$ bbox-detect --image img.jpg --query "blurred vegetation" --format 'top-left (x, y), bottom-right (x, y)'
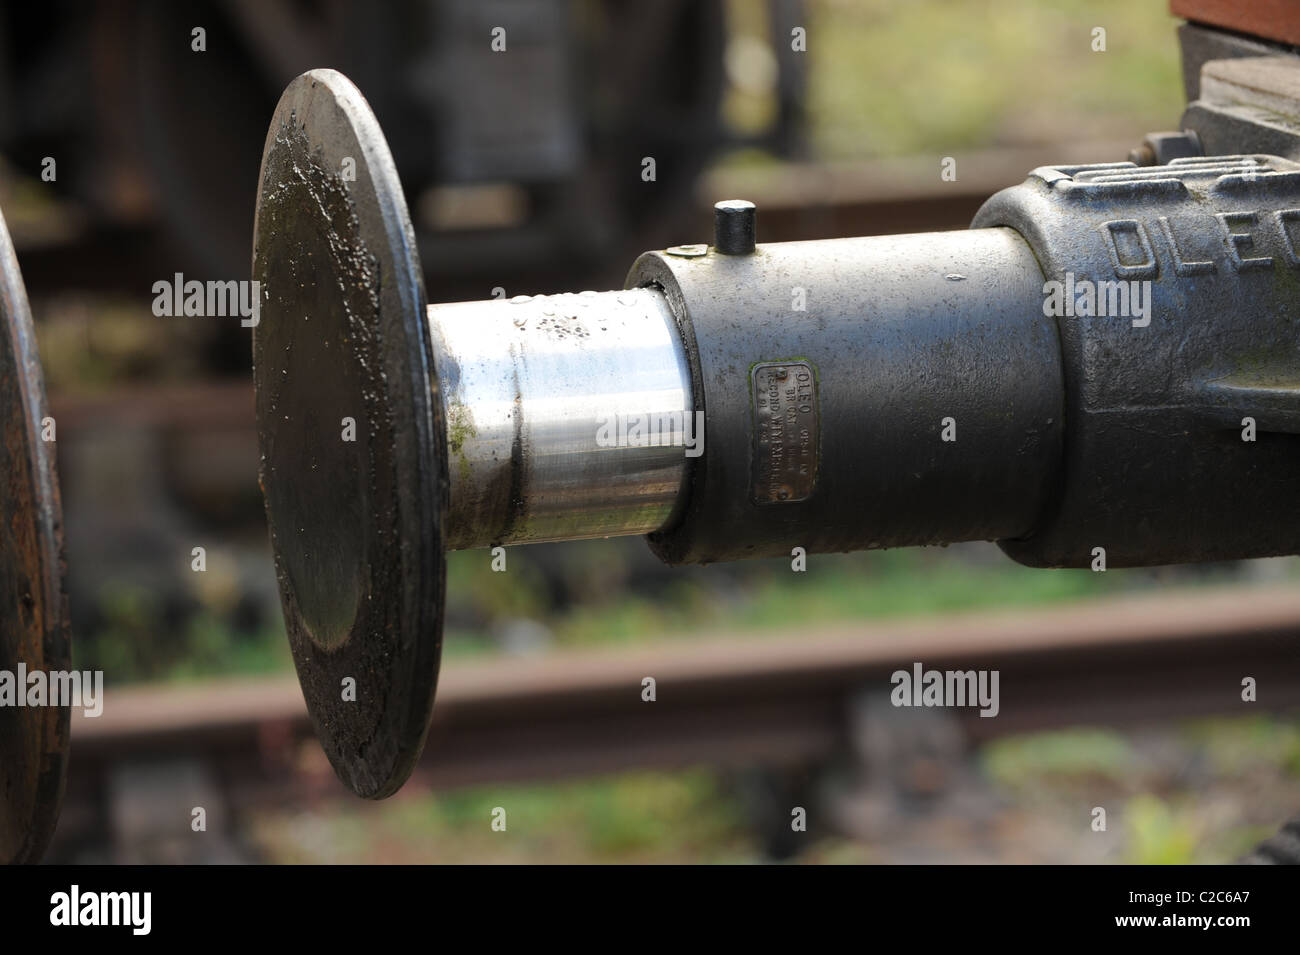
top-left (253, 770), bottom-right (752, 865)
top-left (805, 0), bottom-right (1182, 159)
top-left (77, 535), bottom-right (1299, 682)
top-left (723, 0), bottom-right (1181, 164)
top-left (443, 543), bottom-right (1294, 656)
top-left (251, 713), bottom-right (1300, 865)
top-left (79, 591), bottom-right (289, 683)
top-left (983, 716), bottom-right (1300, 864)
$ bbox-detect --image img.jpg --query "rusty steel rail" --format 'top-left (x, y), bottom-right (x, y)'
top-left (697, 140), bottom-right (1137, 241)
top-left (16, 141), bottom-right (1140, 296)
top-left (53, 584), bottom-right (1300, 844)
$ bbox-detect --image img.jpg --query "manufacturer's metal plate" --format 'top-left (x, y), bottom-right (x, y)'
top-left (751, 361), bottom-right (818, 504)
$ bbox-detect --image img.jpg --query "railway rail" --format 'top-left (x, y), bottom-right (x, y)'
top-left (47, 584), bottom-right (1300, 859)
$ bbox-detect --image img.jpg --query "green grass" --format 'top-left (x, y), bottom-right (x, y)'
top-left (445, 543), bottom-right (1260, 654)
top-left (81, 542), bottom-right (1298, 682)
top-left (252, 770), bottom-right (753, 865)
top-left (1186, 715), bottom-right (1300, 780)
top-left (1121, 795), bottom-right (1202, 864)
top-left (802, 0), bottom-right (1183, 160)
top-left (985, 728), bottom-right (1137, 787)
top-left (981, 717), bottom-right (1300, 863)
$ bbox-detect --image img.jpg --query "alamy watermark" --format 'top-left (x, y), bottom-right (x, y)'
top-left (890, 662), bottom-right (999, 718)
top-left (152, 273), bottom-right (261, 327)
top-left (1043, 271), bottom-right (1151, 328)
top-left (595, 410), bottom-right (705, 458)
top-left (0, 665), bottom-right (104, 717)
top-left (50, 885), bottom-right (150, 935)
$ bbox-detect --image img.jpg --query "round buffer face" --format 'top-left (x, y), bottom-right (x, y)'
top-left (0, 207), bottom-right (69, 863)
top-left (253, 69), bottom-right (448, 798)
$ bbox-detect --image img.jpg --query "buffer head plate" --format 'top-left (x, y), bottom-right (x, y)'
top-left (253, 69), bottom-right (448, 798)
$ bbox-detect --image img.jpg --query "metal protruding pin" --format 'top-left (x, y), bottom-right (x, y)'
top-left (714, 199), bottom-right (757, 255)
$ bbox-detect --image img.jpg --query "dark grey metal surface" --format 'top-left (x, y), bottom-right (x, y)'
top-left (974, 155), bottom-right (1300, 567)
top-left (628, 229), bottom-right (1063, 564)
top-left (1178, 25), bottom-right (1300, 161)
top-left (0, 206), bottom-right (69, 863)
top-left (253, 69), bottom-right (447, 799)
top-left (714, 199), bottom-right (757, 256)
top-left (1129, 130), bottom-right (1202, 167)
top-left (1182, 60), bottom-right (1300, 160)
top-left (1176, 21), bottom-right (1288, 103)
